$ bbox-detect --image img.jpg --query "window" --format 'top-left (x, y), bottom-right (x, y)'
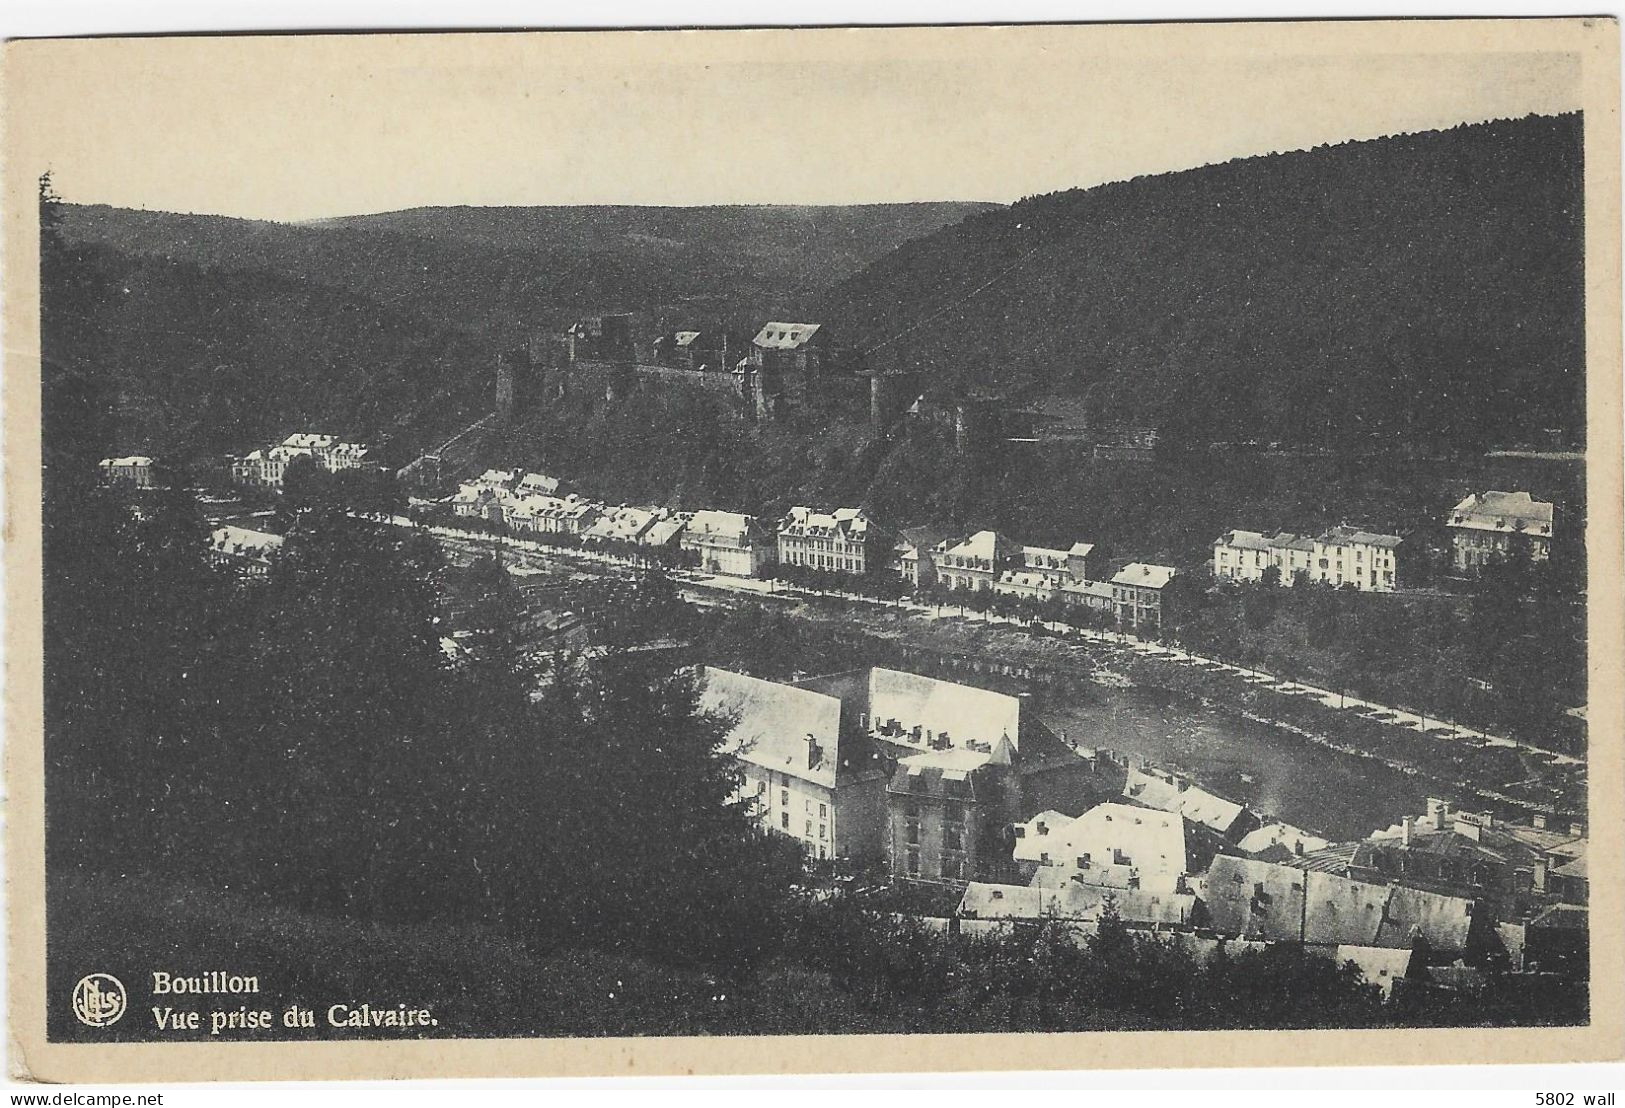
top-left (1039, 852), bottom-right (1050, 864)
top-left (781, 789), bottom-right (789, 808)
top-left (806, 821), bottom-right (813, 837)
top-left (906, 850), bottom-right (920, 877)
top-left (780, 812), bottom-right (789, 830)
top-left (818, 803), bottom-right (827, 819)
top-left (819, 824), bottom-right (827, 840)
top-left (805, 799), bottom-right (813, 814)
top-left (944, 828), bottom-right (962, 852)
top-left (906, 820), bottom-right (920, 846)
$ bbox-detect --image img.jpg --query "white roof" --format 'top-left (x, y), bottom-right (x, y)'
top-left (280, 433), bottom-right (337, 449)
top-left (100, 456), bottom-right (154, 467)
top-left (1216, 529), bottom-right (1273, 552)
top-left (1449, 490), bottom-right (1555, 535)
top-left (1123, 767), bottom-right (1245, 834)
top-left (868, 667), bottom-right (1021, 750)
top-left (937, 530), bottom-right (1014, 563)
top-left (210, 526), bottom-right (284, 560)
top-left (686, 509), bottom-right (757, 541)
top-left (752, 322), bottom-right (822, 350)
top-left (1013, 802), bottom-right (1188, 889)
top-left (1238, 821), bottom-right (1332, 857)
top-left (1111, 563), bottom-right (1178, 590)
top-left (700, 667), bottom-right (845, 789)
top-left (584, 504), bottom-right (659, 543)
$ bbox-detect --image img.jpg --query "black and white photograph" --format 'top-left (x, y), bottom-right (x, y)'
top-left (5, 16), bottom-right (1621, 1083)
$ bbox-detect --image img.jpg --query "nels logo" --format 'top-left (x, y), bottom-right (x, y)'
top-left (71, 973), bottom-right (127, 1028)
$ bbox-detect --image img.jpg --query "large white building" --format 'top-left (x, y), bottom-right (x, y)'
top-left (1312, 527), bottom-right (1401, 592)
top-left (1448, 490), bottom-right (1554, 572)
top-left (777, 506), bottom-right (888, 577)
top-left (98, 456), bottom-right (156, 488)
top-left (232, 433), bottom-right (374, 489)
top-left (680, 510), bottom-right (775, 576)
top-left (1213, 526), bottom-right (1400, 592)
top-left (1013, 802), bottom-right (1191, 895)
top-left (699, 667), bottom-right (888, 862)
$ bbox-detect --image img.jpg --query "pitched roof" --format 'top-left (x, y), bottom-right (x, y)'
top-left (1216, 529), bottom-right (1273, 552)
top-left (867, 667), bottom-right (1021, 750)
top-left (685, 510), bottom-right (760, 542)
top-left (1014, 801), bottom-right (1188, 887)
top-left (210, 526), bottom-right (284, 561)
top-left (752, 322), bottom-right (822, 350)
top-left (938, 530), bottom-right (1016, 563)
top-left (699, 667), bottom-right (843, 789)
top-left (1450, 490), bottom-right (1555, 534)
top-left (1111, 563), bottom-right (1178, 589)
top-left (1123, 767), bottom-right (1245, 834)
top-left (1318, 526), bottom-right (1403, 549)
top-left (1238, 821), bottom-right (1332, 858)
top-left (958, 880), bottom-right (1197, 927)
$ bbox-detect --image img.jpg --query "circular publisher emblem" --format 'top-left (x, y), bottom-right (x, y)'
top-left (71, 974), bottom-right (127, 1028)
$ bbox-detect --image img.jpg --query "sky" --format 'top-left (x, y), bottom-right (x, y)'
top-left (5, 24), bottom-right (1587, 222)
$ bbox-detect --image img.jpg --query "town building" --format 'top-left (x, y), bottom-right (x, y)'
top-left (1448, 490), bottom-right (1555, 572)
top-left (583, 504), bottom-right (661, 546)
top-left (98, 456), bottom-right (157, 488)
top-left (1202, 854), bottom-right (1488, 960)
top-left (1212, 529), bottom-right (1274, 584)
top-left (450, 483), bottom-right (513, 524)
top-left (208, 525), bottom-right (284, 579)
top-left (231, 433), bottom-right (375, 489)
top-left (1013, 802), bottom-right (1193, 895)
top-left (515, 472), bottom-right (564, 497)
top-left (749, 322), bottom-right (828, 382)
top-left (957, 878), bottom-right (1199, 929)
top-left (933, 530), bottom-right (1021, 592)
top-left (1312, 527), bottom-right (1402, 592)
top-left (889, 741), bottom-right (1021, 884)
top-left (1214, 527), bottom-right (1398, 591)
top-left (681, 510), bottom-right (775, 577)
top-left (699, 667), bottom-right (889, 863)
top-left (1122, 766), bottom-right (1260, 843)
top-left (1110, 563), bottom-right (1178, 631)
top-left (888, 527), bottom-right (947, 591)
top-left (507, 493), bottom-right (600, 537)
top-left (1237, 821), bottom-right (1332, 862)
top-left (777, 507), bottom-right (891, 577)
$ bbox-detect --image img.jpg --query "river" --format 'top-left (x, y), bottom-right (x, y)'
top-left (1036, 682), bottom-right (1436, 841)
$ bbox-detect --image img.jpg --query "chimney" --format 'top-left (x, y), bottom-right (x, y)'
top-left (1570, 822), bottom-right (1585, 837)
top-left (1533, 860), bottom-right (1548, 892)
top-left (806, 734), bottom-right (822, 770)
top-left (859, 712), bottom-right (868, 731)
top-left (1533, 813), bottom-right (1548, 830)
top-left (1401, 816), bottom-right (1413, 846)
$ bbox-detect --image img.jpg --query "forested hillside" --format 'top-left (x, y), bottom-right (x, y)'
top-left (41, 233), bottom-right (494, 464)
top-left (56, 201), bottom-right (992, 342)
top-left (822, 114), bottom-right (1585, 452)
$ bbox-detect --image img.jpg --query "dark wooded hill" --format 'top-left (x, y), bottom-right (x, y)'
top-left (56, 201), bottom-right (995, 341)
top-left (821, 114), bottom-right (1585, 453)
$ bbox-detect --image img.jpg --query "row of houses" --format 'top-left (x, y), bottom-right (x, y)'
top-left (1211, 489), bottom-right (1557, 591)
top-left (699, 664), bottom-right (1587, 981)
top-left (444, 476), bottom-right (1183, 628)
top-left (231, 432), bottom-right (378, 489)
